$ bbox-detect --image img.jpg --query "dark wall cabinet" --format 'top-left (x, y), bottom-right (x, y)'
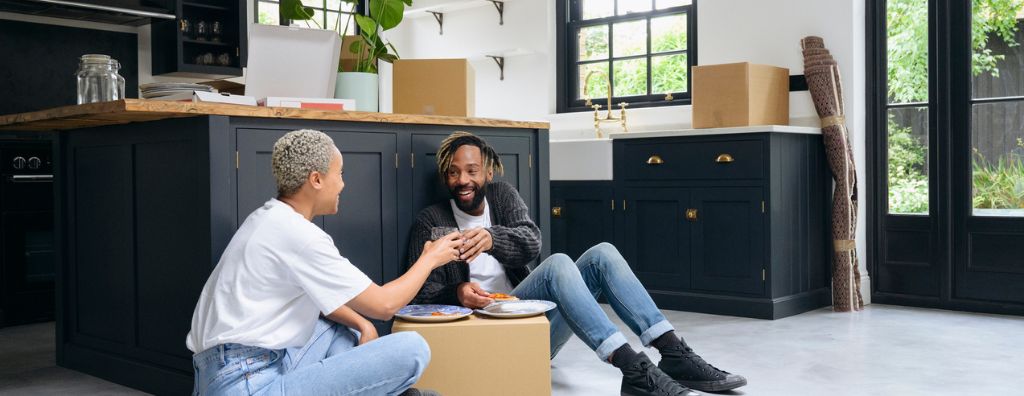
top-left (58, 116), bottom-right (549, 395)
top-left (152, 0), bottom-right (247, 77)
top-left (551, 132), bottom-right (831, 319)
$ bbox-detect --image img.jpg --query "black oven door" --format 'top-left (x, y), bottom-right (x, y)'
top-left (1, 211), bottom-right (55, 326)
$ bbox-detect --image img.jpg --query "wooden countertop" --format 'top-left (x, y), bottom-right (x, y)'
top-left (0, 99), bottom-right (550, 131)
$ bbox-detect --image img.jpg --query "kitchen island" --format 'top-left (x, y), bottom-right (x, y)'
top-left (0, 100), bottom-right (550, 395)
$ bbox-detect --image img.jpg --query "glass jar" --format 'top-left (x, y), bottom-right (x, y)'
top-left (76, 54), bottom-right (126, 104)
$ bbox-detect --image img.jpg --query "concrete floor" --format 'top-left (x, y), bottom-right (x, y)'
top-left (1, 304), bottom-right (1022, 395)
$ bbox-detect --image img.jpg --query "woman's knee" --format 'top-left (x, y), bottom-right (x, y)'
top-left (390, 332), bottom-right (431, 374)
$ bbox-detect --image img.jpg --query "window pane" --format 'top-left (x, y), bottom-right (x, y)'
top-left (578, 25), bottom-right (609, 61)
top-left (886, 0), bottom-right (928, 104)
top-left (971, 101), bottom-right (1024, 216)
top-left (578, 63), bottom-right (610, 101)
top-left (971, 0), bottom-right (1024, 99)
top-left (340, 13), bottom-right (356, 35)
top-left (652, 54), bottom-right (687, 93)
top-left (258, 1), bottom-right (280, 25)
top-left (327, 11), bottom-right (340, 32)
top-left (326, 0), bottom-right (344, 11)
top-left (581, 0), bottom-right (614, 20)
top-left (613, 20), bottom-right (646, 58)
top-left (300, 0), bottom-right (324, 7)
top-left (613, 58), bottom-right (648, 97)
top-left (656, 0), bottom-right (691, 9)
top-left (618, 0), bottom-right (652, 15)
top-left (651, 13), bottom-right (686, 53)
top-left (292, 9), bottom-right (326, 28)
top-left (887, 107), bottom-right (930, 215)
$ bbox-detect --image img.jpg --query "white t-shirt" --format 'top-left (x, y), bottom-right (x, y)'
top-left (186, 198), bottom-right (372, 353)
top-left (451, 198), bottom-right (513, 294)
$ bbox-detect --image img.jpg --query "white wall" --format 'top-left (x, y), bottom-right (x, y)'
top-left (387, 0), bottom-right (871, 300)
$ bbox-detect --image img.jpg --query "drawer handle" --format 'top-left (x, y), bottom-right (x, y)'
top-left (646, 155), bottom-right (665, 165)
top-left (552, 207), bottom-right (563, 218)
top-left (715, 153), bottom-right (734, 163)
top-left (686, 208), bottom-right (698, 222)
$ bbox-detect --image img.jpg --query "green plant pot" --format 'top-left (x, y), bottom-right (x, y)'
top-left (334, 72), bottom-right (378, 112)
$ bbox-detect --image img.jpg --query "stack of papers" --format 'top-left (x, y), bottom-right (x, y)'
top-left (141, 83), bottom-right (214, 101)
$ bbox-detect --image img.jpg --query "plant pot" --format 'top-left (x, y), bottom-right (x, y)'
top-left (334, 72), bottom-right (378, 112)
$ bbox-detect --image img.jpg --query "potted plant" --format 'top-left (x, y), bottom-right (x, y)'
top-left (283, 0), bottom-right (411, 111)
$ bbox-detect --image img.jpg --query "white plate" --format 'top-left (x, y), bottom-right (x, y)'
top-left (474, 300), bottom-right (557, 319)
top-left (395, 304), bottom-right (472, 323)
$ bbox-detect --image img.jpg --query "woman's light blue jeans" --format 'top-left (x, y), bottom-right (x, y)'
top-left (511, 242), bottom-right (675, 362)
top-left (192, 318), bottom-right (430, 395)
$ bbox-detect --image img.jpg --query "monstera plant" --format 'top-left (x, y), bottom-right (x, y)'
top-left (282, 0), bottom-right (410, 73)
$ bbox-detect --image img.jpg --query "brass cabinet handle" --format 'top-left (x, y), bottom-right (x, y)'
top-left (715, 153), bottom-right (734, 163)
top-left (647, 155), bottom-right (664, 165)
top-left (686, 208), bottom-right (698, 222)
top-left (552, 206), bottom-right (562, 217)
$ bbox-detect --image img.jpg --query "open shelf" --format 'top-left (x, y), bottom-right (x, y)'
top-left (183, 2), bottom-right (231, 11)
top-left (183, 39), bottom-right (233, 47)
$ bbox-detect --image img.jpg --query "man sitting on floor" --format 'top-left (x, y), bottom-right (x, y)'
top-left (407, 131), bottom-right (747, 396)
top-left (187, 129), bottom-right (463, 395)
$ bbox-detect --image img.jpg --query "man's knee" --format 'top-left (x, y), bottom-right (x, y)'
top-left (545, 253), bottom-right (576, 275)
top-left (589, 242), bottom-right (619, 256)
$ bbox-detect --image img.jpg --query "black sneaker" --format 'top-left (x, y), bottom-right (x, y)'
top-left (657, 343), bottom-right (746, 392)
top-left (399, 388), bottom-right (441, 396)
top-left (620, 352), bottom-right (701, 396)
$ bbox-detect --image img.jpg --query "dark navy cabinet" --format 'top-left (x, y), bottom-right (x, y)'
top-left (57, 116), bottom-right (549, 395)
top-left (550, 182), bottom-right (614, 261)
top-left (551, 131), bottom-right (830, 319)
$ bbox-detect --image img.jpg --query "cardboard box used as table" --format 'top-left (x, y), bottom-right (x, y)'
top-left (392, 59), bottom-right (476, 117)
top-left (692, 62), bottom-right (789, 128)
top-left (392, 314), bottom-right (550, 396)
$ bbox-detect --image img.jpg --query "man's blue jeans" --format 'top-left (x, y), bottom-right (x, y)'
top-left (192, 318), bottom-right (430, 395)
top-left (511, 242), bottom-right (675, 362)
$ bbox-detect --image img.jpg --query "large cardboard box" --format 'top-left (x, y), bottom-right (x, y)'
top-left (392, 59), bottom-right (475, 117)
top-left (392, 314), bottom-right (550, 396)
top-left (692, 62), bottom-right (789, 128)
top-left (338, 35), bottom-right (368, 72)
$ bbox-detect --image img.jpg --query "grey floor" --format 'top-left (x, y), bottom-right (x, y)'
top-left (2, 304), bottom-right (1022, 395)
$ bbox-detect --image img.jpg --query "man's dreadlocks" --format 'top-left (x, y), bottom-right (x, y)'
top-left (435, 131), bottom-right (505, 179)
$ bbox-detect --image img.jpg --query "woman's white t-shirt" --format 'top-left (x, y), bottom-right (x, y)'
top-left (186, 198), bottom-right (371, 353)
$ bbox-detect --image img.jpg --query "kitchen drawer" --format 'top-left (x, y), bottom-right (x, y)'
top-left (619, 139), bottom-right (764, 181)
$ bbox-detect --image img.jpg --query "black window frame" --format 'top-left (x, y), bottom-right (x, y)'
top-left (255, 0), bottom-right (363, 32)
top-left (556, 0), bottom-right (697, 113)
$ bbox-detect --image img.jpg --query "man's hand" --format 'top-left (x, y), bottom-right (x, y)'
top-left (357, 322), bottom-right (378, 345)
top-left (421, 231), bottom-right (463, 268)
top-left (457, 282), bottom-right (493, 309)
top-left (460, 228), bottom-right (493, 262)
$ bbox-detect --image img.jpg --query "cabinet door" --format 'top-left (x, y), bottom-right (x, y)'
top-left (616, 188), bottom-right (690, 291)
top-left (321, 131), bottom-right (398, 284)
top-left (690, 187), bottom-right (765, 295)
top-left (410, 133), bottom-right (533, 220)
top-left (551, 183), bottom-right (614, 260)
top-left (237, 129), bottom-right (398, 284)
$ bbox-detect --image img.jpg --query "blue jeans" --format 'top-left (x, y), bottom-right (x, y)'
top-left (192, 318), bottom-right (430, 395)
top-left (511, 242), bottom-right (674, 362)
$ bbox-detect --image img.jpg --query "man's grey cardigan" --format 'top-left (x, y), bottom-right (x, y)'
top-left (407, 181), bottom-right (542, 305)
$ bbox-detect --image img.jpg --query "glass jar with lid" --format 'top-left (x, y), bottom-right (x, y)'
top-left (76, 54), bottom-right (126, 104)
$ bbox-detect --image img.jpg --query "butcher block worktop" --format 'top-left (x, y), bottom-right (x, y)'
top-left (0, 99), bottom-right (550, 131)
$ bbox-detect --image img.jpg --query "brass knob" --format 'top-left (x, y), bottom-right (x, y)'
top-left (646, 155), bottom-right (664, 165)
top-left (552, 206), bottom-right (562, 218)
top-left (715, 153), bottom-right (734, 163)
top-left (686, 208), bottom-right (698, 222)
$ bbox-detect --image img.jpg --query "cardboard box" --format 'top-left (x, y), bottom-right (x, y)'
top-left (338, 35), bottom-right (369, 72)
top-left (392, 314), bottom-right (550, 396)
top-left (392, 59), bottom-right (475, 117)
top-left (692, 62), bottom-right (789, 128)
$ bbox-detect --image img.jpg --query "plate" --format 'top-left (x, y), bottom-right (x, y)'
top-left (395, 304), bottom-right (472, 323)
top-left (474, 300), bottom-right (557, 318)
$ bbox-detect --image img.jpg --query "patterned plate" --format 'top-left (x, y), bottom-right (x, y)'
top-left (474, 300), bottom-right (557, 319)
top-left (395, 304), bottom-right (472, 323)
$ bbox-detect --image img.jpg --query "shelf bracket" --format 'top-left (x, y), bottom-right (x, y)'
top-left (487, 0), bottom-right (504, 25)
top-left (427, 11), bottom-right (444, 35)
top-left (486, 55), bottom-right (505, 80)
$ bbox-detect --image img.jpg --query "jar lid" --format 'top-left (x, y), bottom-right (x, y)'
top-left (80, 54), bottom-right (115, 64)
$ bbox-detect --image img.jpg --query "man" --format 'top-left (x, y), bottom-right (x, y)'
top-left (187, 129), bottom-right (463, 395)
top-left (408, 131), bottom-right (747, 396)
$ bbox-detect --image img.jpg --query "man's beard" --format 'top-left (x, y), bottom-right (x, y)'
top-left (449, 181), bottom-right (488, 213)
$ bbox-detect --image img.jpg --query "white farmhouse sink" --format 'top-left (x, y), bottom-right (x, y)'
top-left (549, 138), bottom-right (613, 181)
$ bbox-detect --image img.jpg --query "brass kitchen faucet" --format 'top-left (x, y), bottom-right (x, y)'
top-left (583, 70), bottom-right (628, 138)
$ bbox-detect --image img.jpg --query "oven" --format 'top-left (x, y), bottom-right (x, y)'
top-left (0, 143), bottom-right (55, 327)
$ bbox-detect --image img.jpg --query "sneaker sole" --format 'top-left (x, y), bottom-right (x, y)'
top-left (677, 377), bottom-right (747, 392)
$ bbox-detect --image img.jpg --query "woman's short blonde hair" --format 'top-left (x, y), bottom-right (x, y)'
top-left (272, 129), bottom-right (335, 197)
